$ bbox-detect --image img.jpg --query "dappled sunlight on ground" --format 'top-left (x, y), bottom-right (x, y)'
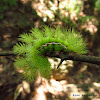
top-left (31, 1), bottom-right (55, 21)
top-left (0, 55), bottom-right (100, 99)
top-left (0, 0), bottom-right (100, 100)
top-left (30, 0), bottom-right (98, 35)
top-left (21, 0), bottom-right (29, 4)
top-left (80, 18), bottom-right (98, 35)
top-left (0, 63), bottom-right (3, 73)
top-left (29, 75), bottom-right (100, 100)
top-left (27, 59), bottom-right (100, 100)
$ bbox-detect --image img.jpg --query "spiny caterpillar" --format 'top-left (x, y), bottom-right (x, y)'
top-left (13, 26), bottom-right (88, 81)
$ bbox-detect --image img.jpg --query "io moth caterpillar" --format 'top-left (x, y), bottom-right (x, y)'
top-left (13, 26), bottom-right (88, 81)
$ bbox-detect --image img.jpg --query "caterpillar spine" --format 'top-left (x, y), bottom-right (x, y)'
top-left (13, 26), bottom-right (88, 81)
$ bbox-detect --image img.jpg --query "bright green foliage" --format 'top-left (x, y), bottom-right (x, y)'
top-left (19, 33), bottom-right (33, 44)
top-left (64, 0), bottom-right (83, 15)
top-left (13, 43), bottom-right (27, 55)
top-left (95, 0), bottom-right (100, 12)
top-left (13, 26), bottom-right (88, 81)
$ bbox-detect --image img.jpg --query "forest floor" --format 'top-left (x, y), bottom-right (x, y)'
top-left (0, 0), bottom-right (100, 100)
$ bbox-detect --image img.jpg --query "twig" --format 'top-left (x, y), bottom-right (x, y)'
top-left (46, 52), bottom-right (100, 65)
top-left (57, 59), bottom-right (64, 69)
top-left (0, 51), bottom-right (15, 56)
top-left (0, 51), bottom-right (100, 65)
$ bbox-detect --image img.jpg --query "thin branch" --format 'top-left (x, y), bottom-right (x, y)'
top-left (45, 51), bottom-right (100, 65)
top-left (0, 51), bottom-right (100, 65)
top-left (0, 51), bottom-right (15, 56)
top-left (57, 59), bottom-right (64, 69)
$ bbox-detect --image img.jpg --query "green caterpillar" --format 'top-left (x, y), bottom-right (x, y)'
top-left (13, 26), bottom-right (88, 81)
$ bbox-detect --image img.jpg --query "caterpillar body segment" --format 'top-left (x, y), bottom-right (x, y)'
top-left (13, 26), bottom-right (88, 81)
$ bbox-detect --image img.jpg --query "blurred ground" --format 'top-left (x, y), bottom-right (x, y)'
top-left (0, 0), bottom-right (100, 100)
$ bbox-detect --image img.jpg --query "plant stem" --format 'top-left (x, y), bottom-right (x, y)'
top-left (0, 51), bottom-right (100, 65)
